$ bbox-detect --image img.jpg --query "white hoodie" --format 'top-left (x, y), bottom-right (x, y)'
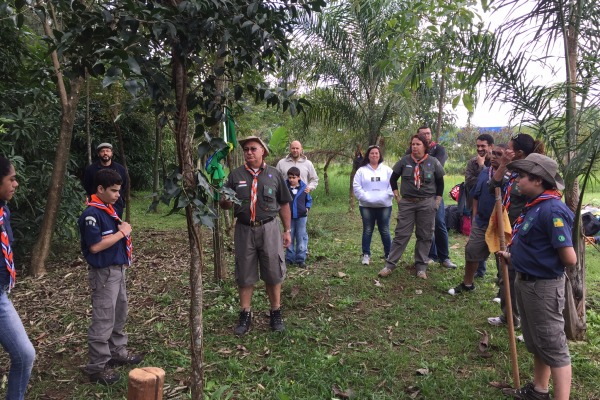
top-left (353, 163), bottom-right (394, 207)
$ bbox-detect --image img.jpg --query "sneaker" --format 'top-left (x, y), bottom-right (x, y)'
top-left (487, 316), bottom-right (520, 329)
top-left (234, 310), bottom-right (252, 336)
top-left (425, 258), bottom-right (435, 266)
top-left (448, 282), bottom-right (475, 296)
top-left (441, 259), bottom-right (457, 269)
top-left (492, 297), bottom-right (501, 303)
top-left (107, 351), bottom-right (144, 367)
top-left (270, 309), bottom-right (285, 332)
top-left (501, 382), bottom-right (551, 399)
top-left (378, 267), bottom-right (393, 277)
top-left (89, 367), bottom-right (120, 385)
top-left (416, 271), bottom-right (428, 279)
top-left (361, 254), bottom-right (370, 265)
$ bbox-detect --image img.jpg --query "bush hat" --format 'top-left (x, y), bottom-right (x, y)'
top-left (97, 142), bottom-right (113, 151)
top-left (507, 153), bottom-right (565, 190)
top-left (238, 136), bottom-right (269, 156)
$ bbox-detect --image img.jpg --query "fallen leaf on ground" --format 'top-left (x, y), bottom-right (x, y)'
top-left (337, 271), bottom-right (347, 278)
top-left (489, 381), bottom-right (512, 389)
top-left (374, 279), bottom-right (382, 287)
top-left (332, 384), bottom-right (355, 399)
top-left (290, 286), bottom-right (300, 298)
top-left (415, 368), bottom-right (429, 375)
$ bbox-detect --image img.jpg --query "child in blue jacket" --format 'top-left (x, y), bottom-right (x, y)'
top-left (285, 167), bottom-right (313, 268)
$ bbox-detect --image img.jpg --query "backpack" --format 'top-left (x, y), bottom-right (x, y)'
top-left (582, 212), bottom-right (600, 236)
top-left (445, 205), bottom-right (462, 233)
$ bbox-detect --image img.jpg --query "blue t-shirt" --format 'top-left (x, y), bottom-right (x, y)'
top-left (78, 206), bottom-right (128, 268)
top-left (510, 198), bottom-right (574, 278)
top-left (472, 167), bottom-right (496, 228)
top-left (0, 203), bottom-right (14, 287)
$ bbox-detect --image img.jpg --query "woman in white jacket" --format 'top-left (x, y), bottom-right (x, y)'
top-left (353, 145), bottom-right (394, 265)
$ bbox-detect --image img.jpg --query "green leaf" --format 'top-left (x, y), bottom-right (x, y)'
top-left (451, 95), bottom-right (461, 109)
top-left (462, 93), bottom-right (474, 112)
top-left (127, 56), bottom-right (141, 75)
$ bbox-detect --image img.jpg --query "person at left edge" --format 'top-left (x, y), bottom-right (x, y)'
top-left (0, 156), bottom-right (36, 400)
top-left (78, 169), bottom-right (143, 386)
top-left (83, 142), bottom-right (129, 218)
top-left (220, 136), bottom-right (293, 336)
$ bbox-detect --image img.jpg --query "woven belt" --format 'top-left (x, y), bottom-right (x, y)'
top-left (517, 272), bottom-right (563, 282)
top-left (240, 216), bottom-right (276, 227)
top-left (402, 197), bottom-right (428, 203)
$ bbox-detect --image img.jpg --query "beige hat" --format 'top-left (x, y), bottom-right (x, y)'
top-left (238, 136), bottom-right (269, 156)
top-left (507, 153), bottom-right (565, 190)
top-left (96, 142), bottom-right (113, 151)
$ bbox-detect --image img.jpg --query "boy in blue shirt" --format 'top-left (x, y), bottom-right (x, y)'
top-left (78, 169), bottom-right (142, 385)
top-left (285, 167), bottom-right (313, 268)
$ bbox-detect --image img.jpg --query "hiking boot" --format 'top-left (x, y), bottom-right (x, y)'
top-left (502, 382), bottom-right (551, 399)
top-left (361, 254), bottom-right (370, 265)
top-left (448, 282), bottom-right (475, 296)
top-left (378, 267), bottom-right (393, 277)
top-left (416, 271), bottom-right (428, 279)
top-left (234, 310), bottom-right (252, 336)
top-left (107, 351), bottom-right (144, 367)
top-left (89, 367), bottom-right (120, 385)
top-left (270, 309), bottom-right (285, 332)
top-left (441, 259), bottom-right (457, 269)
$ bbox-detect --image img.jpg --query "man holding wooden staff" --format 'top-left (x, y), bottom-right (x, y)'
top-left (498, 154), bottom-right (576, 400)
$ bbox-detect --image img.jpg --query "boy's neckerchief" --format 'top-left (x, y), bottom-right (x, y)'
top-left (0, 206), bottom-right (16, 291)
top-left (244, 162), bottom-right (265, 222)
top-left (88, 194), bottom-right (132, 266)
top-left (509, 189), bottom-right (562, 245)
top-left (502, 171), bottom-right (519, 210)
top-left (410, 154), bottom-right (429, 189)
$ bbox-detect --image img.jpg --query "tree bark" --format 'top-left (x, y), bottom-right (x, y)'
top-left (436, 72), bottom-right (445, 142)
top-left (172, 47), bottom-right (204, 399)
top-left (150, 113), bottom-right (164, 213)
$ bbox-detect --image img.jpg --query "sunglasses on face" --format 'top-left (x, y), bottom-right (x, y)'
top-left (243, 147), bottom-right (260, 153)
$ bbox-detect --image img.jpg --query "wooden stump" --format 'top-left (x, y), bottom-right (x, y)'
top-left (127, 367), bottom-right (165, 400)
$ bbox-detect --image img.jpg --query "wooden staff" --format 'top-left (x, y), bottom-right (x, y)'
top-left (495, 186), bottom-right (520, 389)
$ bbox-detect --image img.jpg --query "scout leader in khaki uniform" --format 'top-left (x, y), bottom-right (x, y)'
top-left (220, 136), bottom-right (293, 336)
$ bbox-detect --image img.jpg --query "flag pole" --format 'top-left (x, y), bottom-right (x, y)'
top-left (495, 186), bottom-right (520, 389)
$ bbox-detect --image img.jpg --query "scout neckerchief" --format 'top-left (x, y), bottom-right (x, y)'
top-left (509, 189), bottom-right (562, 246)
top-left (410, 154), bottom-right (429, 189)
top-left (0, 206), bottom-right (16, 291)
top-left (244, 162), bottom-right (266, 222)
top-left (502, 171), bottom-right (519, 210)
top-left (88, 194), bottom-right (132, 266)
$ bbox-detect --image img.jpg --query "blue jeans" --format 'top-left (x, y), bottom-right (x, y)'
top-left (0, 289), bottom-right (35, 400)
top-left (286, 216), bottom-right (308, 263)
top-left (428, 199), bottom-right (450, 261)
top-left (359, 206), bottom-right (392, 258)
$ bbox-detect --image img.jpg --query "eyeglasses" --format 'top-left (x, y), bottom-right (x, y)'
top-left (243, 146), bottom-right (260, 153)
top-left (367, 145), bottom-right (380, 150)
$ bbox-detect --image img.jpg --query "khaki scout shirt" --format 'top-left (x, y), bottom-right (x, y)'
top-left (392, 154), bottom-right (444, 198)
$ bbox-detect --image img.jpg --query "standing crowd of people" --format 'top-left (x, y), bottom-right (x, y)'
top-left (1, 128), bottom-right (578, 399)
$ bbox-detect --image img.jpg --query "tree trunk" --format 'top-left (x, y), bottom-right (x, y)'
top-left (562, 3), bottom-right (586, 340)
top-left (324, 154), bottom-right (335, 196)
top-left (114, 122), bottom-right (132, 223)
top-left (172, 47), bottom-right (204, 399)
top-left (436, 73), bottom-right (445, 142)
top-left (150, 113), bottom-right (163, 213)
top-left (86, 74), bottom-right (92, 165)
top-left (29, 8), bottom-right (85, 276)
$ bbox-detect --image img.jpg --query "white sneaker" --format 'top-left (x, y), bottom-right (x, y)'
top-left (487, 316), bottom-right (505, 326)
top-left (361, 254), bottom-right (370, 265)
top-left (492, 297), bottom-right (501, 303)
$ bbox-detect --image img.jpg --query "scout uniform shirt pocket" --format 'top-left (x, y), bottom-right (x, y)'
top-left (235, 181), bottom-right (250, 201)
top-left (260, 185), bottom-right (278, 211)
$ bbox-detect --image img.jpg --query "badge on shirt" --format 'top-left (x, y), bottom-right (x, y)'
top-left (267, 187), bottom-right (273, 195)
top-left (558, 235), bottom-right (566, 242)
top-left (238, 180), bottom-right (247, 188)
top-left (85, 216), bottom-right (97, 227)
top-left (553, 218), bottom-right (564, 227)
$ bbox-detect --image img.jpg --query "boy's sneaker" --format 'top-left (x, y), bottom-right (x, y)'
top-left (234, 310), bottom-right (252, 336)
top-left (448, 282), bottom-right (475, 296)
top-left (270, 309), bottom-right (285, 332)
top-left (501, 382), bottom-right (551, 399)
top-left (89, 367), bottom-right (120, 385)
top-left (107, 351), bottom-right (144, 367)
top-left (441, 259), bottom-right (457, 269)
top-left (378, 267), bottom-right (393, 277)
top-left (361, 254), bottom-right (370, 265)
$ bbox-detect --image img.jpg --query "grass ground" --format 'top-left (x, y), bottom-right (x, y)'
top-left (3, 166), bottom-right (600, 399)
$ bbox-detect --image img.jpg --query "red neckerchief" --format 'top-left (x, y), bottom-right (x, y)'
top-left (410, 154), bottom-right (429, 189)
top-left (0, 206), bottom-right (16, 291)
top-left (509, 190), bottom-right (562, 245)
top-left (502, 171), bottom-right (519, 210)
top-left (244, 162), bottom-right (266, 222)
top-left (88, 194), bottom-right (132, 266)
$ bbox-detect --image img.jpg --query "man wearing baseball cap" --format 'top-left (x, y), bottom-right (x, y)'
top-left (220, 136), bottom-right (292, 336)
top-left (498, 153), bottom-right (576, 400)
top-left (83, 143), bottom-right (129, 217)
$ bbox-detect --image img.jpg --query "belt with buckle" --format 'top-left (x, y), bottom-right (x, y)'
top-left (517, 272), bottom-right (563, 282)
top-left (403, 197), bottom-right (428, 203)
top-left (241, 216), bottom-right (276, 227)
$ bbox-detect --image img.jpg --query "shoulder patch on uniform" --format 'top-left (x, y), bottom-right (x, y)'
top-left (553, 218), bottom-right (564, 227)
top-left (85, 216), bottom-right (97, 226)
top-left (558, 235), bottom-right (566, 242)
